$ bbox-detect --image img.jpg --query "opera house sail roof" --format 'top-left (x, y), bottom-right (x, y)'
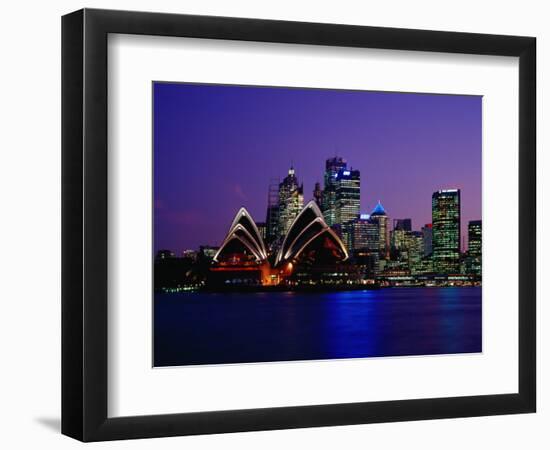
top-left (275, 201), bottom-right (348, 267)
top-left (213, 208), bottom-right (267, 263)
top-left (212, 202), bottom-right (349, 282)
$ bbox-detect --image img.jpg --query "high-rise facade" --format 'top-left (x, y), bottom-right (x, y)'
top-left (350, 216), bottom-right (379, 251)
top-left (365, 219), bottom-right (380, 252)
top-left (335, 168), bottom-right (360, 247)
top-left (369, 201), bottom-right (389, 259)
top-left (321, 157), bottom-right (347, 226)
top-left (468, 220), bottom-right (482, 256)
top-left (432, 189), bottom-right (461, 274)
top-left (465, 220), bottom-right (482, 276)
top-left (265, 179), bottom-right (280, 244)
top-left (319, 157), bottom-right (360, 248)
top-left (351, 216), bottom-right (381, 277)
top-left (278, 167), bottom-right (304, 238)
top-left (350, 218), bottom-right (369, 250)
top-left (405, 231), bottom-right (424, 274)
top-left (422, 223), bottom-right (433, 256)
top-left (335, 168), bottom-right (361, 225)
top-left (389, 227), bottom-right (424, 273)
top-left (391, 226), bottom-right (408, 252)
top-left (313, 182), bottom-right (323, 208)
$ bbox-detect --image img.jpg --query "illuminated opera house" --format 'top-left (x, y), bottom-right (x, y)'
top-left (209, 201), bottom-right (349, 287)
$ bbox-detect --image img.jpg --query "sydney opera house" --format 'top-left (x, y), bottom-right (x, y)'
top-left (209, 201), bottom-right (350, 287)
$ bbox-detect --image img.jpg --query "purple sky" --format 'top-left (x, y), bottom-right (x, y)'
top-left (154, 82), bottom-right (481, 253)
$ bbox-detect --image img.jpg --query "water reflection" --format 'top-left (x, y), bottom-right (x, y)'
top-left (154, 287), bottom-right (481, 366)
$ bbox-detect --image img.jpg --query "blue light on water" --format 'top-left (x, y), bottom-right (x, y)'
top-left (153, 287), bottom-right (482, 366)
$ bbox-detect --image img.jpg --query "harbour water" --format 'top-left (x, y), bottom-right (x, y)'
top-left (154, 287), bottom-right (481, 367)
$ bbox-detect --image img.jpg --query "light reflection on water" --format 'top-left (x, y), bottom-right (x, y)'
top-left (154, 287), bottom-right (481, 367)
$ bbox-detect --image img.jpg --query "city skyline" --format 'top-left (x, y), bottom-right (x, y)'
top-left (154, 82), bottom-right (481, 253)
top-left (153, 82), bottom-right (483, 367)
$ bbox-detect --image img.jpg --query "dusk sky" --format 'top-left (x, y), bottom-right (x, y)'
top-left (154, 82), bottom-right (481, 253)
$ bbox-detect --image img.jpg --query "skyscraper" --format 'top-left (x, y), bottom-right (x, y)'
top-left (350, 216), bottom-right (381, 277)
top-left (265, 178), bottom-right (280, 244)
top-left (465, 220), bottom-right (482, 277)
top-left (369, 201), bottom-right (390, 259)
top-left (468, 220), bottom-right (482, 256)
top-left (422, 223), bottom-right (433, 256)
top-left (335, 168), bottom-right (361, 225)
top-left (432, 189), bottom-right (461, 274)
top-left (278, 167), bottom-right (304, 238)
top-left (321, 157), bottom-right (347, 226)
top-left (313, 182), bottom-right (323, 208)
top-left (350, 216), bottom-right (379, 251)
top-left (391, 219), bottom-right (411, 253)
top-left (390, 229), bottom-right (406, 253)
top-left (405, 231), bottom-right (424, 274)
top-left (334, 168), bottom-right (360, 247)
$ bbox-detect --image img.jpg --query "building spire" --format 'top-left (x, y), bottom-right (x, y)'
top-left (371, 200), bottom-right (387, 216)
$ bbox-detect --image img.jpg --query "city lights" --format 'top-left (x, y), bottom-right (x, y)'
top-left (155, 156), bottom-right (481, 292)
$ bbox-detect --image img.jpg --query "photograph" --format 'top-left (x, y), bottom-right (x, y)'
top-left (1, 1), bottom-right (541, 446)
top-left (153, 82), bottom-right (483, 367)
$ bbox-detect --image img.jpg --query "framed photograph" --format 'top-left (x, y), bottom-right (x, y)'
top-left (62, 8), bottom-right (536, 441)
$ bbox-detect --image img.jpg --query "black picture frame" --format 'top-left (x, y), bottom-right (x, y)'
top-left (62, 8), bottom-right (536, 442)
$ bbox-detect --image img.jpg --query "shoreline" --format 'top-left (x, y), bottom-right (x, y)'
top-left (156, 283), bottom-right (481, 294)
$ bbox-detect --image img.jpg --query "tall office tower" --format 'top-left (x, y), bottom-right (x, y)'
top-left (365, 219), bottom-right (381, 252)
top-left (468, 220), bottom-right (482, 256)
top-left (393, 218), bottom-right (412, 232)
top-left (350, 216), bottom-right (379, 251)
top-left (313, 182), bottom-right (323, 207)
top-left (432, 189), bottom-right (461, 274)
top-left (422, 223), bottom-right (433, 256)
top-left (367, 218), bottom-right (384, 275)
top-left (369, 201), bottom-right (390, 258)
top-left (265, 179), bottom-right (280, 244)
top-left (278, 167), bottom-right (304, 238)
top-left (335, 168), bottom-right (361, 224)
top-left (390, 229), bottom-right (406, 253)
top-left (391, 219), bottom-right (412, 254)
top-left (321, 157), bottom-right (347, 226)
top-left (465, 219), bottom-right (482, 277)
top-left (334, 168), bottom-right (360, 246)
top-left (351, 216), bottom-right (381, 277)
top-left (391, 219), bottom-right (410, 253)
top-left (405, 231), bottom-right (424, 273)
top-left (350, 217), bottom-right (368, 250)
